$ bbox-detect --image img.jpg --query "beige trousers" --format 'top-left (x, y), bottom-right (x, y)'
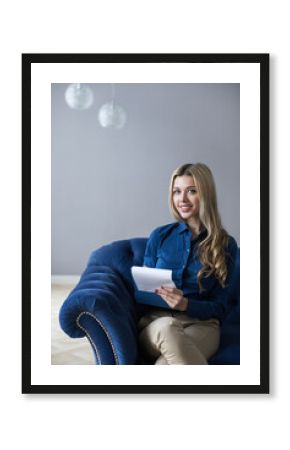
top-left (138, 310), bottom-right (220, 365)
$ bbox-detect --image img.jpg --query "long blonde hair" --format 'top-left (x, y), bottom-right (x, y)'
top-left (169, 163), bottom-right (229, 289)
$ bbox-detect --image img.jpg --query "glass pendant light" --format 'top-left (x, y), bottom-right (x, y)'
top-left (65, 83), bottom-right (94, 110)
top-left (98, 84), bottom-right (127, 129)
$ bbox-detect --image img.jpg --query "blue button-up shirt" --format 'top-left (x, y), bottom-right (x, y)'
top-left (144, 222), bottom-right (238, 322)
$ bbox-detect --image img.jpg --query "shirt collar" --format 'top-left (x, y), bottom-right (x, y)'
top-left (177, 222), bottom-right (189, 234)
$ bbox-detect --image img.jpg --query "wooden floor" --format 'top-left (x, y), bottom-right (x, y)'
top-left (51, 283), bottom-right (95, 365)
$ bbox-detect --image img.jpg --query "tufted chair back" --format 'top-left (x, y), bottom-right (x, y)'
top-left (87, 238), bottom-right (147, 295)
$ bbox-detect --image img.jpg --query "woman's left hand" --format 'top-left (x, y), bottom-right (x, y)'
top-left (155, 286), bottom-right (188, 311)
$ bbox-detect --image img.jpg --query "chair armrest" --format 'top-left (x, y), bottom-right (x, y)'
top-left (59, 265), bottom-right (139, 365)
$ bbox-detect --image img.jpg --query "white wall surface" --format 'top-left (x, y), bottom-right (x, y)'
top-left (1, 2), bottom-right (287, 450)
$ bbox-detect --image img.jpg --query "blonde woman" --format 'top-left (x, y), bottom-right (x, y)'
top-left (138, 163), bottom-right (238, 365)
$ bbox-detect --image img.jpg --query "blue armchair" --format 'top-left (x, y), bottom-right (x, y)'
top-left (59, 238), bottom-right (240, 365)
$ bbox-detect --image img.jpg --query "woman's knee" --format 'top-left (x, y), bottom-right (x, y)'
top-left (155, 316), bottom-right (181, 333)
top-left (140, 316), bottom-right (180, 346)
top-left (150, 317), bottom-right (185, 350)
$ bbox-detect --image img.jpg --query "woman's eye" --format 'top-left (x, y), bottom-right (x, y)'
top-left (173, 189), bottom-right (196, 195)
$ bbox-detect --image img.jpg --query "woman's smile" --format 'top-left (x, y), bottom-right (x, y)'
top-left (179, 204), bottom-right (192, 212)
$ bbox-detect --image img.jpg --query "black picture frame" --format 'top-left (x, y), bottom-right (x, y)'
top-left (22, 53), bottom-right (269, 394)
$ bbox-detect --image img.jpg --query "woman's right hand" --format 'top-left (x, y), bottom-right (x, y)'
top-left (155, 286), bottom-right (188, 311)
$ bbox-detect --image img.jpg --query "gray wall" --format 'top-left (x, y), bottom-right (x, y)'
top-left (52, 83), bottom-right (240, 275)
